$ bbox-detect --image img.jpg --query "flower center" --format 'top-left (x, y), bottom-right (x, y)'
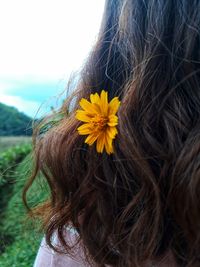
top-left (91, 114), bottom-right (108, 131)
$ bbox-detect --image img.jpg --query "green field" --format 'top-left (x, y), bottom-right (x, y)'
top-left (0, 136), bottom-right (31, 153)
top-left (0, 136), bottom-right (48, 266)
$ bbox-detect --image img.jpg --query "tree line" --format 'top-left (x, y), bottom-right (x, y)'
top-left (0, 103), bottom-right (32, 136)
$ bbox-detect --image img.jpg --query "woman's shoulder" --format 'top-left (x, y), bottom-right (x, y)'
top-left (33, 227), bottom-right (95, 267)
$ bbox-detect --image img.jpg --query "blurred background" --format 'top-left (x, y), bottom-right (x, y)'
top-left (0, 0), bottom-right (105, 266)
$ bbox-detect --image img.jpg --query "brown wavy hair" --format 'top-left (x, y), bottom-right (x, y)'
top-left (23, 0), bottom-right (200, 266)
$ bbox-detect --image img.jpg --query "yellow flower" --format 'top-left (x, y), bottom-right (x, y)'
top-left (75, 90), bottom-right (120, 154)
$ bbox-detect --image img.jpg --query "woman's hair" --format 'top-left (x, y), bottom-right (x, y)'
top-left (23, 0), bottom-right (200, 266)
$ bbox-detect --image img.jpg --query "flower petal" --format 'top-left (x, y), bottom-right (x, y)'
top-left (90, 93), bottom-right (100, 104)
top-left (108, 97), bottom-right (120, 116)
top-left (77, 123), bottom-right (93, 135)
top-left (107, 115), bottom-right (118, 127)
top-left (105, 134), bottom-right (114, 154)
top-left (100, 90), bottom-right (108, 115)
top-left (85, 133), bottom-right (99, 145)
top-left (76, 110), bottom-right (91, 122)
top-left (79, 98), bottom-right (99, 114)
top-left (96, 132), bottom-right (105, 153)
top-left (106, 126), bottom-right (118, 139)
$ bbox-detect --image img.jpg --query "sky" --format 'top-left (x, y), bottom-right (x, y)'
top-left (0, 0), bottom-right (105, 117)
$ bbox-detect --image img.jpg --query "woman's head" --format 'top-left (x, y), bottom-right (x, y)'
top-left (24, 0), bottom-right (200, 266)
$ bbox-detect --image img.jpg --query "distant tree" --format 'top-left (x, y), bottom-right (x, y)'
top-left (0, 103), bottom-right (33, 136)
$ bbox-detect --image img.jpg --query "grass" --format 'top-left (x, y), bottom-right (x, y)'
top-left (0, 136), bottom-right (31, 153)
top-left (0, 155), bottom-right (49, 267)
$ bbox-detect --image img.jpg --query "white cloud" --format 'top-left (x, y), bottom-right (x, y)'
top-left (0, 0), bottom-right (105, 81)
top-left (0, 0), bottom-right (105, 116)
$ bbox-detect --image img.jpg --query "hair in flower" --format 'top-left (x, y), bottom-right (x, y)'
top-left (75, 90), bottom-right (120, 154)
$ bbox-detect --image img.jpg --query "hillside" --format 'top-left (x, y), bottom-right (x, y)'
top-left (0, 103), bottom-right (32, 136)
top-left (0, 153), bottom-right (47, 266)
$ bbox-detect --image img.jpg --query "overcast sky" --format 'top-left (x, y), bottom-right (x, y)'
top-left (0, 0), bottom-right (105, 117)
